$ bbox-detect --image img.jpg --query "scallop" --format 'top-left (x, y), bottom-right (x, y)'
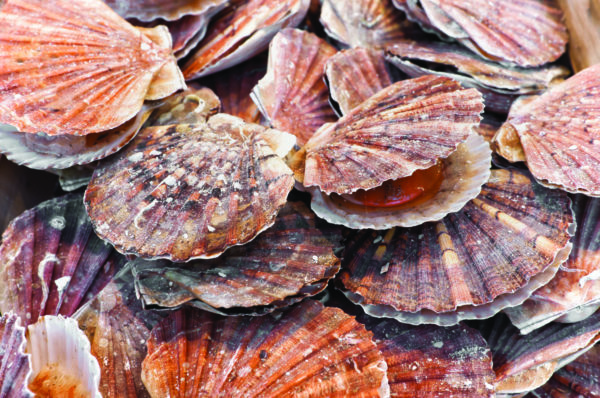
top-left (0, 313), bottom-right (32, 397)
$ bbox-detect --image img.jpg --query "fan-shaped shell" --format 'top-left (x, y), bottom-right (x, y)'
top-left (146, 85), bottom-right (220, 126)
top-left (105, 0), bottom-right (228, 22)
top-left (338, 168), bottom-right (574, 325)
top-left (251, 28), bottom-right (337, 146)
top-left (85, 114), bottom-right (295, 261)
top-left (182, 0), bottom-right (310, 79)
top-left (141, 300), bottom-right (390, 397)
top-left (0, 313), bottom-right (32, 398)
top-left (303, 75), bottom-right (484, 195)
top-left (0, 194), bottom-right (128, 327)
top-left (498, 64), bottom-right (600, 196)
top-left (132, 201), bottom-right (342, 314)
top-left (0, 0), bottom-right (174, 136)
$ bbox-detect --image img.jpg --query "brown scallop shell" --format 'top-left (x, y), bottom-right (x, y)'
top-left (338, 169), bottom-right (574, 325)
top-left (251, 28), bottom-right (337, 146)
top-left (85, 114), bottom-right (295, 262)
top-left (104, 0), bottom-right (228, 22)
top-left (505, 196), bottom-right (600, 334)
top-left (146, 85), bottom-right (221, 126)
top-left (303, 75), bottom-right (484, 195)
top-left (0, 0), bottom-right (173, 136)
top-left (182, 0), bottom-right (310, 80)
top-left (0, 313), bottom-right (32, 398)
top-left (141, 300), bottom-right (390, 397)
top-left (497, 64), bottom-right (600, 197)
top-left (132, 200), bottom-right (342, 314)
top-left (0, 194), bottom-right (128, 327)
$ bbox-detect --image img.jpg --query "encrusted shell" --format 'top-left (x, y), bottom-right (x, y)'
top-left (104, 0), bottom-right (228, 22)
top-left (85, 114), bottom-right (295, 261)
top-left (141, 300), bottom-right (390, 397)
top-left (0, 194), bottom-right (128, 327)
top-left (0, 313), bottom-right (32, 398)
top-left (251, 28), bottom-right (337, 146)
top-left (338, 169), bottom-right (574, 325)
top-left (146, 85), bottom-right (221, 126)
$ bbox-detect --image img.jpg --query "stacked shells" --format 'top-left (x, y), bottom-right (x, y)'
top-left (0, 0), bottom-right (599, 396)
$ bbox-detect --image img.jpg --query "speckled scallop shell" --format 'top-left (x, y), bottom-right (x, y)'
top-left (105, 0), bottom-right (228, 22)
top-left (85, 114), bottom-right (295, 262)
top-left (0, 313), bottom-right (32, 398)
top-left (497, 64), bottom-right (600, 197)
top-left (182, 0), bottom-right (310, 79)
top-left (146, 85), bottom-right (220, 126)
top-left (480, 312), bottom-right (600, 396)
top-left (325, 48), bottom-right (393, 115)
top-left (303, 75), bottom-right (484, 195)
top-left (251, 28), bottom-right (337, 146)
top-left (131, 201), bottom-right (342, 314)
top-left (73, 265), bottom-right (164, 398)
top-left (505, 196), bottom-right (600, 334)
top-left (0, 0), bottom-right (175, 136)
top-left (141, 300), bottom-right (390, 397)
top-left (0, 194), bottom-right (128, 327)
top-left (338, 168), bottom-right (574, 325)
top-left (360, 316), bottom-right (495, 397)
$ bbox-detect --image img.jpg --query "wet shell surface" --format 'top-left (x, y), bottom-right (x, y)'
top-left (105, 0), bottom-right (228, 22)
top-left (303, 75), bottom-right (484, 195)
top-left (85, 114), bottom-right (295, 261)
top-left (182, 0), bottom-right (310, 79)
top-left (141, 300), bottom-right (390, 397)
top-left (132, 200), bottom-right (342, 314)
top-left (498, 64), bottom-right (600, 197)
top-left (0, 194), bottom-right (128, 327)
top-left (146, 85), bottom-right (221, 126)
top-left (338, 169), bottom-right (574, 325)
top-left (251, 28), bottom-right (337, 146)
top-left (0, 0), bottom-right (173, 136)
top-left (0, 313), bottom-right (32, 398)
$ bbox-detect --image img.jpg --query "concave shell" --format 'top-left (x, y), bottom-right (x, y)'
top-left (85, 114), bottom-right (295, 262)
top-left (310, 134), bottom-right (491, 229)
top-left (0, 313), bottom-right (32, 398)
top-left (325, 48), bottom-right (393, 116)
top-left (251, 28), bottom-right (337, 146)
top-left (141, 300), bottom-right (390, 397)
top-left (303, 75), bottom-right (484, 195)
top-left (105, 0), bottom-right (228, 22)
top-left (182, 0), bottom-right (310, 79)
top-left (169, 14), bottom-right (215, 59)
top-left (497, 64), bottom-right (600, 197)
top-left (338, 168), bottom-right (574, 325)
top-left (505, 196), bottom-right (600, 334)
top-left (146, 85), bottom-right (221, 126)
top-left (73, 264), bottom-right (164, 398)
top-left (479, 312), bottom-right (600, 396)
top-left (320, 0), bottom-right (419, 48)
top-left (131, 200), bottom-right (342, 314)
top-left (0, 0), bottom-right (173, 136)
top-left (0, 194), bottom-right (128, 327)
top-left (360, 315), bottom-right (495, 397)
top-left (26, 315), bottom-right (101, 398)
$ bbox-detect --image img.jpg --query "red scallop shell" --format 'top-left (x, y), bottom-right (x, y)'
top-left (0, 313), bottom-right (32, 397)
top-left (105, 0), bottom-right (228, 22)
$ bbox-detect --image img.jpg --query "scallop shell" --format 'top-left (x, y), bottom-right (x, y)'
top-left (325, 48), bottom-right (393, 115)
top-left (146, 85), bottom-right (221, 126)
top-left (169, 14), bottom-right (214, 59)
top-left (480, 312), bottom-right (600, 396)
top-left (132, 200), bottom-right (342, 314)
top-left (182, 0), bottom-right (310, 79)
top-left (105, 0), bottom-right (228, 22)
top-left (338, 168), bottom-right (574, 325)
top-left (26, 315), bottom-right (101, 398)
top-left (73, 264), bottom-right (164, 398)
top-left (0, 194), bottom-right (128, 328)
top-left (0, 0), bottom-right (174, 136)
top-left (303, 75), bottom-right (484, 195)
top-left (497, 64), bottom-right (600, 197)
top-left (251, 28), bottom-right (337, 146)
top-left (141, 300), bottom-right (390, 397)
top-left (505, 196), bottom-right (600, 334)
top-left (85, 114), bottom-right (295, 261)
top-left (392, 0), bottom-right (436, 30)
top-left (0, 313), bottom-right (32, 398)
top-left (361, 316), bottom-right (495, 397)
top-left (55, 165), bottom-right (95, 192)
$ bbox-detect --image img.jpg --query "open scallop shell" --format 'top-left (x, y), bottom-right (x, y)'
top-left (0, 194), bottom-right (128, 327)
top-left (146, 85), bottom-right (220, 126)
top-left (105, 0), bottom-right (228, 22)
top-left (338, 168), bottom-right (575, 325)
top-left (85, 114), bottom-right (295, 262)
top-left (505, 196), bottom-right (600, 334)
top-left (0, 313), bottom-right (32, 397)
top-left (26, 315), bottom-right (101, 398)
top-left (0, 0), bottom-right (174, 136)
top-left (182, 0), bottom-right (310, 79)
top-left (497, 64), bottom-right (600, 197)
top-left (141, 300), bottom-right (390, 397)
top-left (303, 75), bottom-right (484, 195)
top-left (251, 28), bottom-right (337, 146)
top-left (132, 200), bottom-right (342, 314)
